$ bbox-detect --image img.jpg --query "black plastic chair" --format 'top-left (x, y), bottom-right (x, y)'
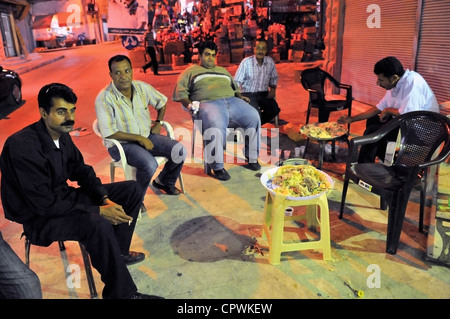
top-left (301, 67), bottom-right (353, 129)
top-left (24, 235), bottom-right (98, 298)
top-left (339, 111), bottom-right (450, 255)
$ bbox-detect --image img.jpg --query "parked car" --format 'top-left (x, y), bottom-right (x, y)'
top-left (0, 65), bottom-right (22, 106)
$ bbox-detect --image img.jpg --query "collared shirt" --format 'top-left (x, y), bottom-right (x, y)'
top-left (234, 55), bottom-right (278, 93)
top-left (173, 64), bottom-right (240, 102)
top-left (95, 80), bottom-right (167, 146)
top-left (376, 69), bottom-right (439, 114)
top-left (0, 119), bottom-right (106, 224)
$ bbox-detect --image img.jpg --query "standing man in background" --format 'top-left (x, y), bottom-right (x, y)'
top-left (143, 23), bottom-right (160, 75)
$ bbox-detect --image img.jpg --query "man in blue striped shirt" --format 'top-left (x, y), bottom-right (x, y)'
top-left (234, 38), bottom-right (280, 125)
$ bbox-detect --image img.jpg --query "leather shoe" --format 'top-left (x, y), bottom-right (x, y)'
top-left (210, 168), bottom-right (231, 181)
top-left (131, 292), bottom-right (165, 299)
top-left (245, 158), bottom-right (261, 171)
top-left (121, 251), bottom-right (145, 266)
top-left (152, 180), bottom-right (181, 195)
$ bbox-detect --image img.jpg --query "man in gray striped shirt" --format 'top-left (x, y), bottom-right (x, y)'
top-left (234, 38), bottom-right (280, 125)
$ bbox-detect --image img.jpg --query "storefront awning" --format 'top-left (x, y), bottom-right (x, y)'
top-left (32, 12), bottom-right (83, 29)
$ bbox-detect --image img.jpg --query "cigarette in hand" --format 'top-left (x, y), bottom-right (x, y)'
top-left (128, 220), bottom-right (132, 226)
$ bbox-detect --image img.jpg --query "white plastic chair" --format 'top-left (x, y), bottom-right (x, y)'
top-left (93, 119), bottom-right (185, 193)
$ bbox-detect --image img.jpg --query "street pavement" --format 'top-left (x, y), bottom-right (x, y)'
top-left (0, 42), bottom-right (449, 301)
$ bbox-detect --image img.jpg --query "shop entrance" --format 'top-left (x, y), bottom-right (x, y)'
top-left (0, 12), bottom-right (16, 57)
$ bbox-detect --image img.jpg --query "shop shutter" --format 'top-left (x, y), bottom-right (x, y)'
top-left (415, 0), bottom-right (450, 104)
top-left (340, 1), bottom-right (418, 106)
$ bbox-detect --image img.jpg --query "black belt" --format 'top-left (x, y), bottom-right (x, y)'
top-left (242, 91), bottom-right (268, 96)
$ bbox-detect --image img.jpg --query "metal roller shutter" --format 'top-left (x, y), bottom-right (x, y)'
top-left (415, 0), bottom-right (450, 104)
top-left (340, 0), bottom-right (418, 106)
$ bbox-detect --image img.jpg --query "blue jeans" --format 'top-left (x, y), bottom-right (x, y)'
top-left (193, 97), bottom-right (261, 171)
top-left (108, 133), bottom-right (186, 193)
top-left (0, 231), bottom-right (42, 299)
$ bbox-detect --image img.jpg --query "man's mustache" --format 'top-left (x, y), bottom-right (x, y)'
top-left (61, 120), bottom-right (75, 126)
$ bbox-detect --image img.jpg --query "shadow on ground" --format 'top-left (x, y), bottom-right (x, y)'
top-left (170, 215), bottom-right (255, 262)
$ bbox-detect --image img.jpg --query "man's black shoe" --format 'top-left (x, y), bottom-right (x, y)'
top-left (152, 180), bottom-right (181, 195)
top-left (121, 251), bottom-right (145, 266)
top-left (209, 168), bottom-right (231, 181)
top-left (245, 158), bottom-right (261, 171)
top-left (131, 292), bottom-right (165, 299)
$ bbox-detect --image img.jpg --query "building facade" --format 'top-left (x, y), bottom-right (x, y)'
top-left (323, 0), bottom-right (450, 105)
top-left (1, 0), bottom-right (449, 106)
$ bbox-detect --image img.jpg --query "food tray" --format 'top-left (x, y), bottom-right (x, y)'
top-left (300, 122), bottom-right (347, 140)
top-left (260, 166), bottom-right (334, 201)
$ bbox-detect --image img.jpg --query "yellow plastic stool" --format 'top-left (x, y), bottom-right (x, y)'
top-left (262, 191), bottom-right (332, 265)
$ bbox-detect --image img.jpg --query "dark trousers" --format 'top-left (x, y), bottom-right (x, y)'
top-left (0, 231), bottom-right (42, 299)
top-left (242, 92), bottom-right (281, 125)
top-left (358, 115), bottom-right (398, 163)
top-left (23, 181), bottom-right (143, 299)
top-left (143, 46), bottom-right (158, 74)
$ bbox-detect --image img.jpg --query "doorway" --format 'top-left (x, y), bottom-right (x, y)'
top-left (0, 12), bottom-right (16, 57)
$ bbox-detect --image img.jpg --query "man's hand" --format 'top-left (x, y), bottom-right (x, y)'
top-left (241, 96), bottom-right (251, 103)
top-left (379, 108), bottom-right (398, 122)
top-left (99, 199), bottom-right (133, 225)
top-left (151, 121), bottom-right (162, 134)
top-left (136, 135), bottom-right (154, 150)
top-left (379, 111), bottom-right (390, 122)
top-left (338, 115), bottom-right (352, 124)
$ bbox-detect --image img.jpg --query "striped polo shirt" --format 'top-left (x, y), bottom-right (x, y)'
top-left (173, 64), bottom-right (240, 102)
top-left (95, 80), bottom-right (167, 147)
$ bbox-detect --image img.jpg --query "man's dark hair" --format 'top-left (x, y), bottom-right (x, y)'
top-left (108, 54), bottom-right (132, 71)
top-left (255, 37), bottom-right (267, 45)
top-left (198, 40), bottom-right (217, 56)
top-left (373, 56), bottom-right (405, 78)
top-left (38, 83), bottom-right (77, 114)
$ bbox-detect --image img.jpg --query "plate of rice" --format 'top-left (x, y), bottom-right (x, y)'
top-left (300, 122), bottom-right (347, 140)
top-left (260, 165), bottom-right (334, 200)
